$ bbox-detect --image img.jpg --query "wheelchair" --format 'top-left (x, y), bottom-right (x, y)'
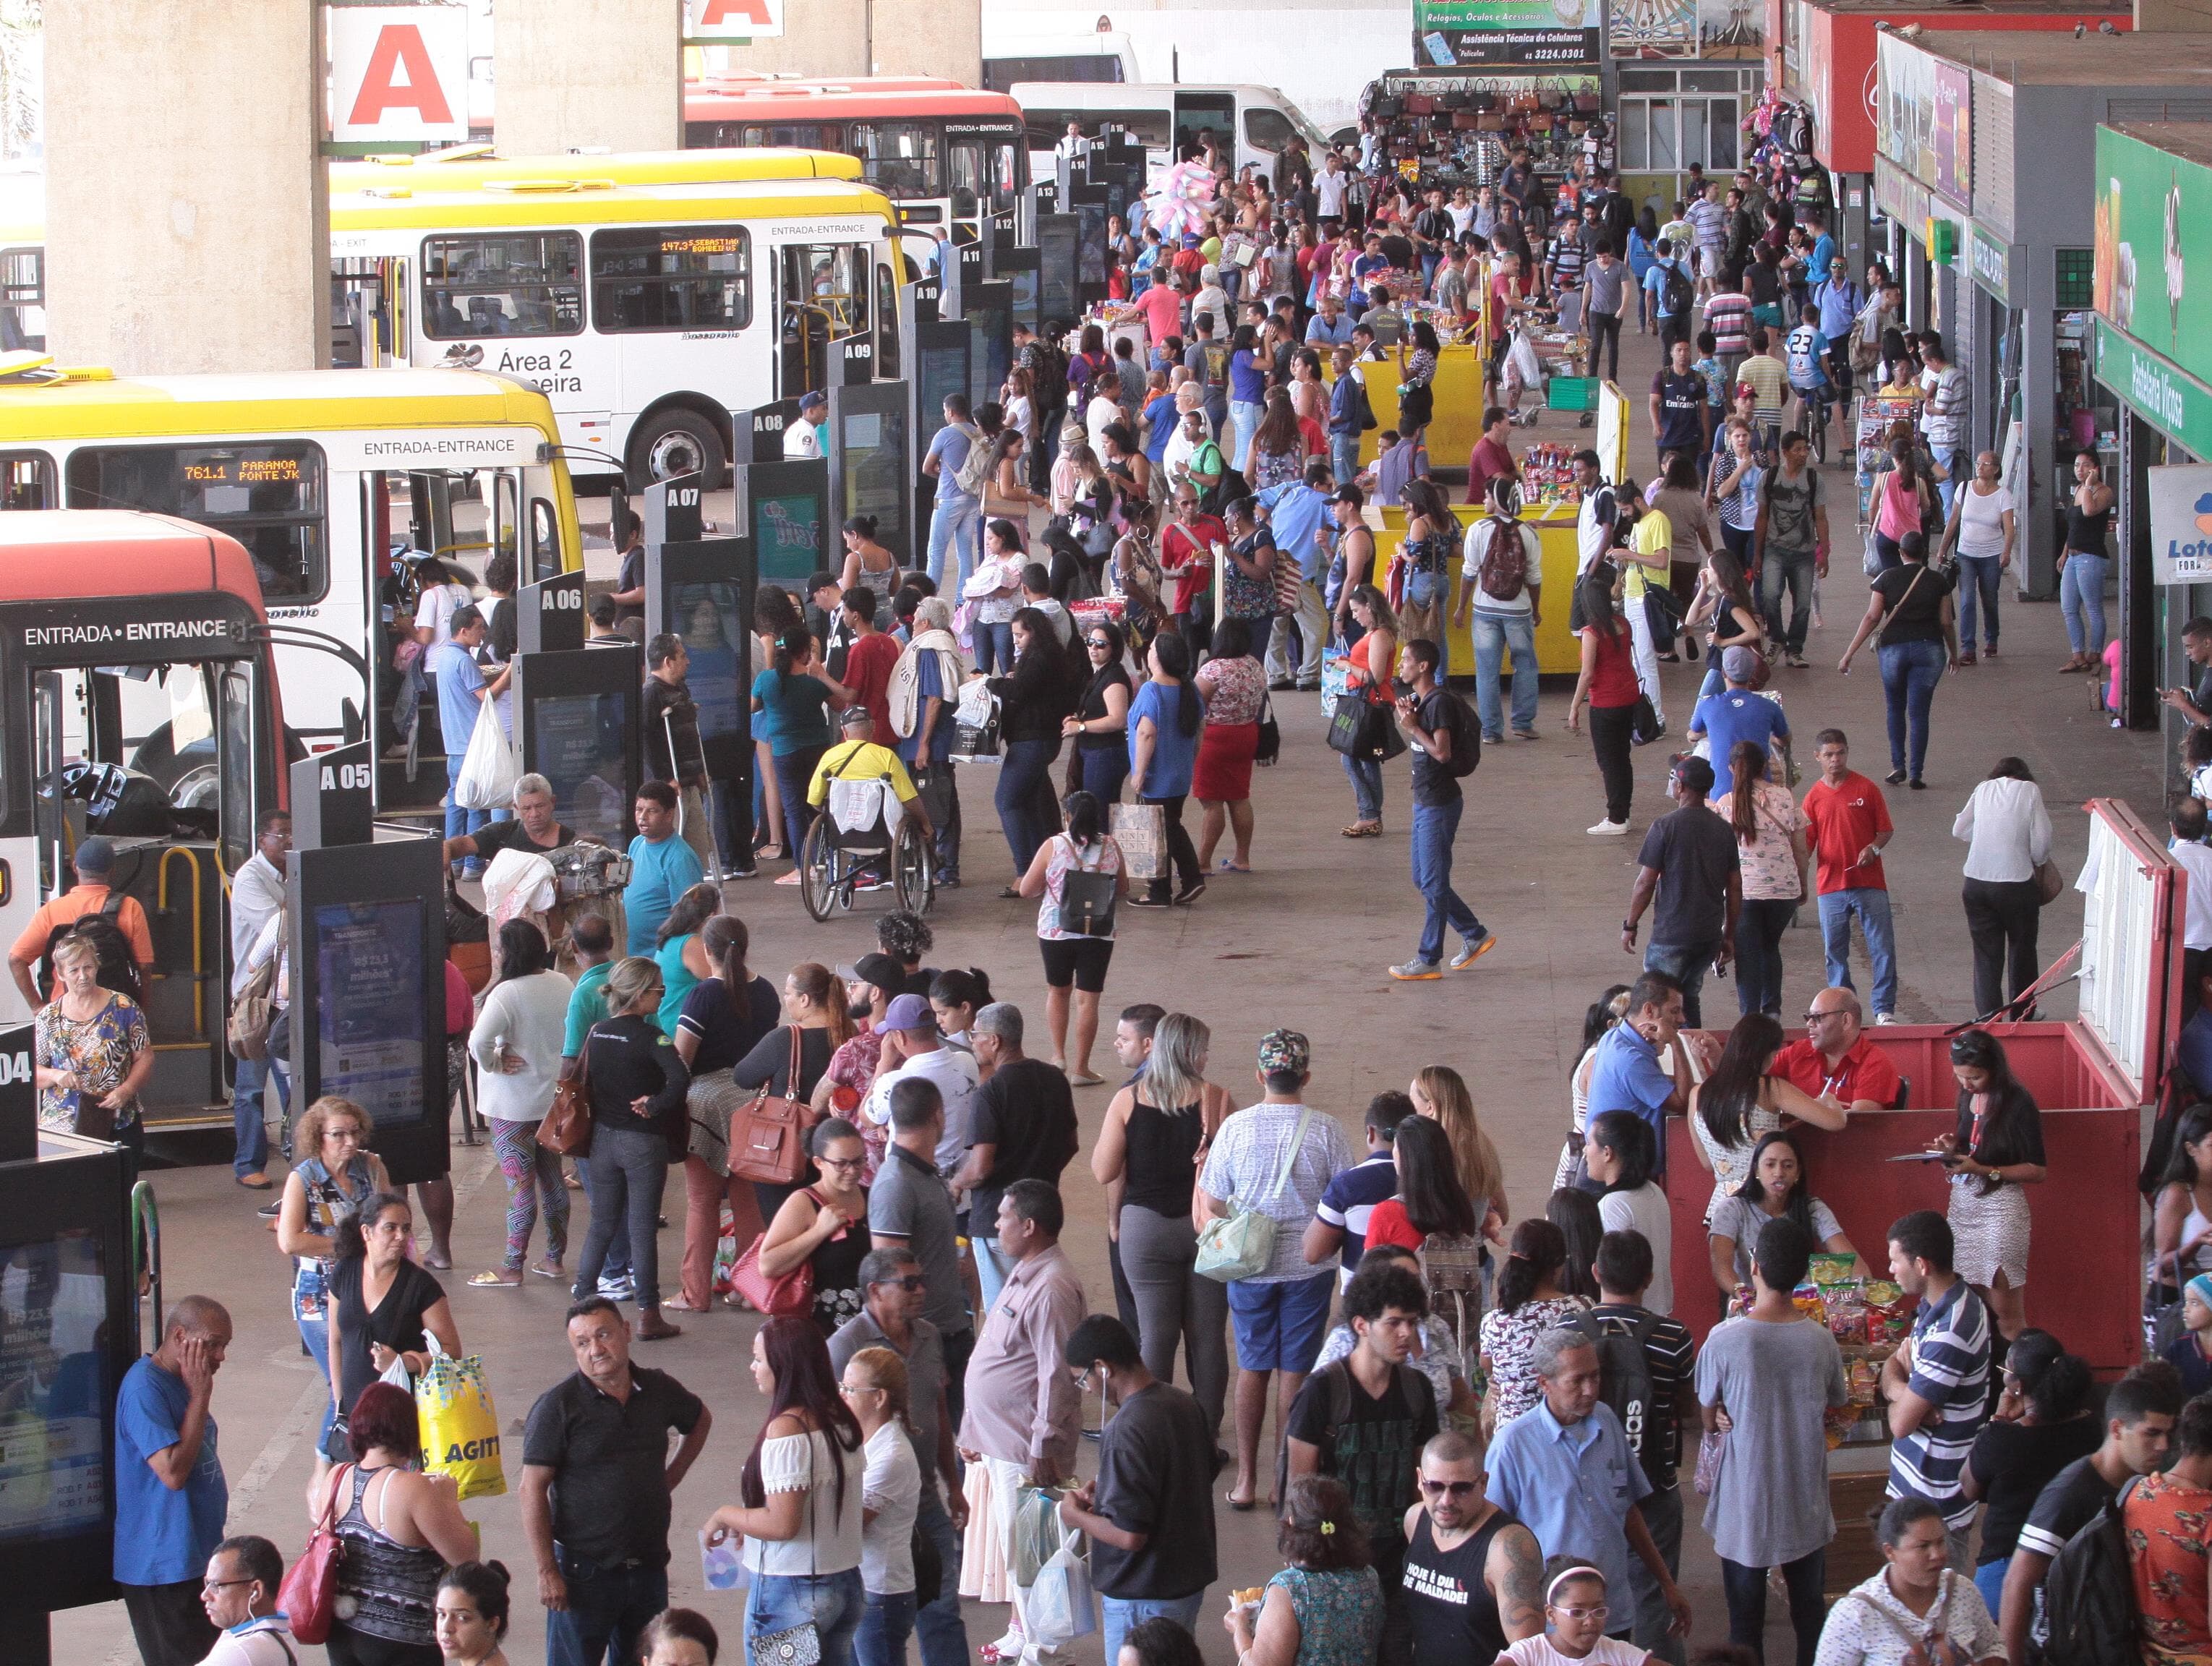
top-left (798, 774), bottom-right (935, 922)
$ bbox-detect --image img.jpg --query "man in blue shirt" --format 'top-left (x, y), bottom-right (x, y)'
top-left (1305, 291), bottom-right (1356, 349)
top-left (1804, 213), bottom-right (1838, 296)
top-left (1642, 237), bottom-right (1694, 349)
top-left (1325, 343), bottom-right (1366, 488)
top-left (1584, 973), bottom-right (1709, 1178)
top-left (431, 605), bottom-right (508, 867)
top-left (1812, 256), bottom-right (1863, 402)
top-left (1688, 647), bottom-right (1792, 774)
top-left (622, 781), bottom-right (706, 957)
top-left (921, 393), bottom-right (983, 594)
top-left (1882, 1210), bottom-right (1991, 1570)
top-left (1486, 1325), bottom-right (1694, 1643)
top-left (117, 1296), bottom-right (233, 1666)
top-left (1257, 462), bottom-right (1336, 692)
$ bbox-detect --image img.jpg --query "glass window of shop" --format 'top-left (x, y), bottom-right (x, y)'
top-left (1616, 66), bottom-right (1759, 208)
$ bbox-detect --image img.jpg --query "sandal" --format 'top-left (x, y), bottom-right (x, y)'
top-left (467, 1269), bottom-right (522, 1288)
top-left (1218, 860), bottom-right (1252, 872)
top-left (529, 1260), bottom-right (565, 1280)
top-left (661, 1294), bottom-right (710, 1313)
top-left (1339, 821), bottom-right (1381, 839)
top-left (1067, 1069), bottom-right (1106, 1087)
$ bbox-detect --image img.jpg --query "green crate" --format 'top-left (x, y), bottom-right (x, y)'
top-left (1547, 376), bottom-right (1597, 411)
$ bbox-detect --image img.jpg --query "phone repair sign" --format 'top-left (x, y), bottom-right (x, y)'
top-left (329, 6), bottom-right (470, 145)
top-left (2151, 465), bottom-right (2212, 584)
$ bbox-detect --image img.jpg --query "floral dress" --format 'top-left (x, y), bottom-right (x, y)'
top-left (1268, 1565), bottom-right (1382, 1666)
top-left (35, 992), bottom-right (150, 1134)
top-left (1479, 1295), bottom-right (1593, 1427)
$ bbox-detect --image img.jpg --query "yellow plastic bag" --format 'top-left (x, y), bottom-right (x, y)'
top-left (415, 1333), bottom-right (505, 1500)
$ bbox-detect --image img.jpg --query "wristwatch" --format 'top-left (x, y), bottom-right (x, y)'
top-left (1622, 918), bottom-right (1638, 936)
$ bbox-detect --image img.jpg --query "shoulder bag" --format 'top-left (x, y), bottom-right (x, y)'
top-left (729, 1028), bottom-right (811, 1187)
top-left (277, 1462), bottom-right (351, 1645)
top-left (1195, 1106), bottom-right (1315, 1282)
top-left (537, 1033), bottom-right (594, 1158)
top-left (1054, 837), bottom-right (1119, 939)
top-left (1255, 688), bottom-right (1281, 766)
top-left (730, 1187), bottom-right (822, 1317)
top-left (226, 953), bottom-right (278, 1061)
top-left (1871, 562), bottom-right (1931, 649)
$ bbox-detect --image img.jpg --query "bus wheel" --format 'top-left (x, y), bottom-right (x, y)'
top-left (629, 410), bottom-right (727, 490)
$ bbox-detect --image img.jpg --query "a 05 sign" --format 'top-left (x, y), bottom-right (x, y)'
top-left (329, 5), bottom-right (470, 145)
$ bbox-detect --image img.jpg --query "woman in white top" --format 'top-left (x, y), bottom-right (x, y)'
top-left (1017, 788), bottom-right (1128, 1083)
top-left (465, 921), bottom-right (574, 1288)
top-left (842, 1344), bottom-right (924, 1665)
top-left (1938, 449), bottom-right (2015, 662)
top-left (1584, 1111), bottom-right (1674, 1315)
top-left (1952, 756), bottom-right (2054, 1023)
top-left (1812, 1495), bottom-right (2003, 1666)
top-left (705, 1316), bottom-right (866, 1662)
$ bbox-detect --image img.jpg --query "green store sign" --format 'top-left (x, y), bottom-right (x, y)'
top-left (2095, 319), bottom-right (2212, 459)
top-left (2095, 125), bottom-right (2212, 392)
top-left (1968, 224), bottom-right (2009, 304)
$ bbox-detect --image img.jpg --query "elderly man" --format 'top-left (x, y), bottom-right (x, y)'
top-left (116, 1296), bottom-right (233, 1666)
top-left (199, 1535), bottom-right (293, 1665)
top-left (1401, 1430), bottom-right (1545, 1662)
top-left (957, 1179), bottom-right (1085, 1661)
top-left (444, 772), bottom-right (577, 868)
top-left (1770, 986), bottom-right (1902, 1114)
top-left (1485, 1327), bottom-right (1694, 1646)
top-left (952, 1003), bottom-right (1078, 1316)
top-left (1584, 972), bottom-right (1715, 1180)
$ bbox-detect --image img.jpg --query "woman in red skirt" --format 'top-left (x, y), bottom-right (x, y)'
top-left (1194, 617), bottom-right (1267, 873)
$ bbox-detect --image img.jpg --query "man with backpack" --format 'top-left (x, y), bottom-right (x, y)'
top-left (1451, 476), bottom-right (1542, 743)
top-left (1284, 1257), bottom-right (1440, 1659)
top-left (1644, 236), bottom-right (1696, 350)
top-left (920, 392), bottom-right (989, 594)
top-left (1584, 1229), bottom-right (1697, 1665)
top-left (2002, 1361), bottom-right (2180, 1666)
top-left (1015, 322), bottom-right (1069, 495)
top-left (1387, 638), bottom-right (1494, 982)
top-left (9, 834), bottom-right (153, 1012)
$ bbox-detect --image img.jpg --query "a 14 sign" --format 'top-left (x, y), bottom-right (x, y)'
top-left (328, 4), bottom-right (470, 145)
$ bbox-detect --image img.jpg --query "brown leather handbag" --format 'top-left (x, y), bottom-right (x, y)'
top-left (727, 1028), bottom-right (811, 1186)
top-left (537, 1036), bottom-right (594, 1158)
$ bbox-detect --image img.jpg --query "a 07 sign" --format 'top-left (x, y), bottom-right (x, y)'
top-left (328, 6), bottom-right (470, 145)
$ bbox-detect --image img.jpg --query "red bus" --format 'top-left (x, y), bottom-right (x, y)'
top-left (683, 76), bottom-right (1028, 250)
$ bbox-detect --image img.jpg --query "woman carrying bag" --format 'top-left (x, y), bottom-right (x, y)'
top-left (1018, 788), bottom-right (1128, 1084)
top-left (464, 921), bottom-right (574, 1289)
top-left (1838, 529), bottom-right (1958, 790)
top-left (751, 1117), bottom-right (873, 1336)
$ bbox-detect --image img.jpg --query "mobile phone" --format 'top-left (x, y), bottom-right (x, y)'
top-left (1423, 30), bottom-right (1456, 65)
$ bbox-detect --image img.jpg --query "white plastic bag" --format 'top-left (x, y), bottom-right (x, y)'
top-left (453, 696), bottom-right (518, 810)
top-left (1024, 1532), bottom-right (1098, 1649)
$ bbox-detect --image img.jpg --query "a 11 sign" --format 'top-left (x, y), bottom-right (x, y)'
top-left (328, 5), bottom-right (470, 145)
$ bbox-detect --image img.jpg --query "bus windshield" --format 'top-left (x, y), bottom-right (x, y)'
top-left (64, 443), bottom-right (328, 604)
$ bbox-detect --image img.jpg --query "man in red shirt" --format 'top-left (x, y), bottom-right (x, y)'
top-left (1799, 727), bottom-right (1900, 1022)
top-left (1465, 408), bottom-right (1519, 508)
top-left (1771, 985), bottom-right (1902, 1114)
top-left (1161, 484), bottom-right (1227, 652)
top-left (837, 586), bottom-right (902, 733)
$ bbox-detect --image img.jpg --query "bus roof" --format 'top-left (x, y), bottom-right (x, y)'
top-left (682, 82), bottom-right (1024, 124)
top-left (333, 146), bottom-right (866, 189)
top-left (330, 176), bottom-right (898, 231)
top-left (0, 510), bottom-right (265, 614)
top-left (688, 74), bottom-right (965, 94)
top-left (0, 368), bottom-right (563, 445)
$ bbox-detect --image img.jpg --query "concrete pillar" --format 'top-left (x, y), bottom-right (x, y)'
top-left (46, 0), bottom-right (327, 376)
top-left (494, 0), bottom-right (683, 155)
top-left (719, 0), bottom-right (980, 83)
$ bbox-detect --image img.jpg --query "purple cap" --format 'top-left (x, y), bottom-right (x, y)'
top-left (879, 994), bottom-right (936, 1033)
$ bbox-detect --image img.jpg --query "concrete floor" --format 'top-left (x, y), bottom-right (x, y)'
top-left (54, 319), bottom-right (2168, 1664)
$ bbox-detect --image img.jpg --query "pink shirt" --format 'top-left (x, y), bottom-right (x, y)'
top-left (1132, 282), bottom-right (1181, 345)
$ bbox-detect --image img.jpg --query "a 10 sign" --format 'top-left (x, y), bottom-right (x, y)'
top-left (328, 5), bottom-right (470, 145)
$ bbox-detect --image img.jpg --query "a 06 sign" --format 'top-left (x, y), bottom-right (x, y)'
top-left (329, 5), bottom-right (470, 145)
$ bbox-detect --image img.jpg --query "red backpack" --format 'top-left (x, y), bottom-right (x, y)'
top-left (1477, 516), bottom-right (1534, 601)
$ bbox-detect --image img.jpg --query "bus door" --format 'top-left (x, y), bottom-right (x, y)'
top-left (1173, 93), bottom-right (1236, 164)
top-left (779, 243), bottom-right (872, 397)
top-left (331, 257), bottom-right (409, 367)
top-left (947, 129), bottom-right (1024, 249)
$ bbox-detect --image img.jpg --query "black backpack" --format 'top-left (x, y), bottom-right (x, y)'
top-left (1661, 259), bottom-right (1694, 320)
top-left (1273, 1357), bottom-right (1435, 1524)
top-left (1438, 690), bottom-right (1481, 779)
top-left (42, 891), bottom-right (143, 1006)
top-left (1573, 1310), bottom-right (1662, 1487)
top-left (2040, 1477), bottom-right (2143, 1666)
top-left (1030, 339), bottom-right (1069, 415)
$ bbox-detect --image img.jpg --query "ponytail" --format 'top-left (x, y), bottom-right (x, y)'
top-left (1064, 790), bottom-right (1104, 849)
top-left (790, 961), bottom-right (854, 1047)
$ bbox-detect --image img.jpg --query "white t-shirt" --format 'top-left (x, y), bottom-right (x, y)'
top-left (1955, 483), bottom-right (2012, 560)
top-left (1597, 1182), bottom-right (1674, 1315)
top-left (1461, 518), bottom-right (1538, 615)
top-left (1316, 170), bottom-right (1350, 218)
top-left (784, 419), bottom-right (824, 460)
top-left (414, 581), bottom-right (471, 649)
top-left (861, 1044), bottom-right (981, 1171)
top-left (861, 1420), bottom-right (923, 1594)
top-left (1500, 1634), bottom-right (1650, 1665)
top-left (204, 1618), bottom-right (299, 1666)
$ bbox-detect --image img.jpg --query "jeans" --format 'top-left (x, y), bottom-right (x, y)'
top-left (1343, 752), bottom-right (1383, 821)
top-left (573, 1124), bottom-right (667, 1308)
top-left (1956, 552), bottom-right (2003, 648)
top-left (1229, 398), bottom-right (1263, 469)
top-left (1720, 1550), bottom-right (1827, 1666)
top-left (2061, 550), bottom-right (2109, 654)
top-left (973, 1234), bottom-right (1009, 1317)
top-left (1587, 309), bottom-right (1622, 380)
top-left (546, 1550), bottom-right (669, 1666)
top-left (231, 1054), bottom-right (289, 1177)
top-left (1629, 1485), bottom-right (1686, 1666)
top-left (1140, 793), bottom-right (1200, 901)
top-left (1030, 410), bottom-right (1064, 494)
top-left (748, 1567), bottom-right (865, 1666)
top-left (1760, 545), bottom-right (1816, 654)
top-left (1411, 798), bottom-right (1485, 964)
top-left (1818, 886), bottom-right (1899, 1018)
top-left (578, 1151), bottom-right (632, 1285)
top-left (1877, 637), bottom-right (1946, 780)
top-left (1589, 702), bottom-right (1636, 824)
top-left (995, 737), bottom-right (1062, 874)
top-left (443, 753), bottom-right (488, 848)
top-left (1734, 897), bottom-right (1795, 1017)
top-left (1268, 580), bottom-right (1329, 685)
top-left (1934, 448), bottom-right (1966, 517)
top-left (1331, 432), bottom-right (1361, 488)
top-left (973, 619), bottom-right (1015, 677)
top-left (1103, 1594), bottom-right (1208, 1665)
top-left (1963, 876), bottom-right (2042, 1018)
top-left (294, 1260), bottom-right (338, 1445)
top-left (925, 493), bottom-right (981, 594)
top-left (1973, 1558), bottom-right (2008, 1623)
top-left (855, 1589), bottom-right (916, 1666)
top-left (1471, 609), bottom-right (1538, 737)
top-left (1644, 938), bottom-right (1722, 1028)
top-left (1075, 743), bottom-right (1129, 806)
top-left (1119, 1203), bottom-right (1229, 1438)
top-left (772, 746), bottom-right (826, 868)
top-left (913, 1485), bottom-right (970, 1666)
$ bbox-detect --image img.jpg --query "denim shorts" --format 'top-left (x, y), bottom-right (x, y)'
top-left (1226, 1270), bottom-right (1335, 1372)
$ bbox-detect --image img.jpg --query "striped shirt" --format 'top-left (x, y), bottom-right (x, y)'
top-left (1888, 1279), bottom-right (1991, 1527)
top-left (1704, 292), bottom-right (1753, 356)
top-left (1686, 197), bottom-right (1727, 252)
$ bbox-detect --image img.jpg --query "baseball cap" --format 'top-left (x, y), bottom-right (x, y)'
top-left (1256, 1028), bottom-right (1310, 1077)
top-left (1674, 753), bottom-right (1716, 795)
top-left (1722, 645), bottom-right (1760, 683)
top-left (879, 994), bottom-right (936, 1033)
top-left (853, 953), bottom-right (906, 992)
top-left (799, 390), bottom-right (827, 414)
top-left (840, 705), bottom-right (876, 730)
top-left (73, 836), bottom-right (115, 877)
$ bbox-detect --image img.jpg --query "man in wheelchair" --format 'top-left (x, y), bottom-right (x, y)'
top-left (806, 706), bottom-right (936, 873)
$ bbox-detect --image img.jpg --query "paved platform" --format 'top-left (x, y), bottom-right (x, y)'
top-left (55, 322), bottom-right (2166, 1664)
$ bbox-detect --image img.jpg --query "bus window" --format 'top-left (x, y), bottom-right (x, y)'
top-left (738, 121), bottom-right (838, 150)
top-left (1023, 108), bottom-right (1171, 153)
top-left (0, 249), bottom-right (45, 352)
top-left (781, 244), bottom-right (869, 395)
top-left (1244, 106), bottom-right (1298, 154)
top-left (947, 140), bottom-right (1020, 218)
top-left (0, 451), bottom-right (54, 511)
top-left (65, 443), bottom-right (330, 605)
top-left (686, 121), bottom-right (743, 148)
top-left (851, 121), bottom-right (942, 198)
top-left (529, 497), bottom-right (562, 585)
top-left (422, 232), bottom-right (583, 339)
top-left (590, 227), bottom-right (752, 333)
top-left (875, 263), bottom-right (900, 380)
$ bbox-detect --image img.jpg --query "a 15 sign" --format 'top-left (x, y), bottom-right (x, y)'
top-left (328, 4), bottom-right (470, 145)
top-left (685, 0), bottom-right (785, 40)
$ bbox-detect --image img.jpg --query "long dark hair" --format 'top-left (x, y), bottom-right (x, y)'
top-left (1391, 1116), bottom-right (1477, 1239)
top-left (1403, 477), bottom-right (1453, 533)
top-left (1709, 547), bottom-right (1754, 618)
top-left (1728, 740), bottom-right (1767, 846)
top-left (1951, 1027), bottom-right (2038, 1195)
top-left (1735, 1129), bottom-right (1817, 1237)
top-left (1700, 1012), bottom-right (1785, 1152)
top-left (739, 1317), bottom-right (863, 1526)
top-left (1547, 1187), bottom-right (1603, 1302)
top-left (2163, 1102), bottom-right (2212, 1189)
top-left (1988, 756), bottom-right (2036, 782)
top-left (1149, 633), bottom-right (1203, 738)
top-left (333, 1190), bottom-right (410, 1262)
top-left (1496, 1216), bottom-right (1568, 1314)
top-left (657, 881), bottom-right (722, 949)
top-left (496, 918), bottom-right (552, 982)
top-left (1254, 390), bottom-right (1301, 457)
top-left (703, 913), bottom-right (752, 992)
top-left (1587, 1109), bottom-right (1656, 1194)
top-left (1063, 790), bottom-right (1106, 851)
top-left (1583, 985), bottom-right (1631, 1051)
top-left (1579, 570), bottom-right (1624, 641)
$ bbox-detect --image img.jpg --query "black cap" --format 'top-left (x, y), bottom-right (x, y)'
top-left (854, 952), bottom-right (905, 991)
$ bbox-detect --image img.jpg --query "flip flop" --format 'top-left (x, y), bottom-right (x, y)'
top-left (1067, 1070), bottom-right (1106, 1087)
top-left (1218, 860), bottom-right (1252, 873)
top-left (467, 1270), bottom-right (521, 1288)
top-left (1225, 1490), bottom-right (1258, 1512)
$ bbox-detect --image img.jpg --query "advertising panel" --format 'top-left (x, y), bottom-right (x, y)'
top-left (1876, 35), bottom-right (1968, 204)
top-left (1414, 0), bottom-right (1600, 66)
top-left (2095, 125), bottom-right (2212, 396)
top-left (2148, 465), bottom-right (2212, 586)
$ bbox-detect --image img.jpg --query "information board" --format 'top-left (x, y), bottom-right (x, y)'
top-left (992, 247), bottom-right (1042, 333)
top-left (1413, 0), bottom-right (1600, 64)
top-left (0, 1226), bottom-right (108, 1542)
top-left (829, 380), bottom-right (914, 568)
top-left (965, 279), bottom-right (1013, 413)
top-left (312, 898), bottom-right (426, 1130)
top-left (1036, 214), bottom-right (1080, 326)
top-left (736, 458), bottom-right (830, 592)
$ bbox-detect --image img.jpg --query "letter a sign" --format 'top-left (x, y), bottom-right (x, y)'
top-left (329, 5), bottom-right (470, 144)
top-left (684, 0), bottom-right (785, 40)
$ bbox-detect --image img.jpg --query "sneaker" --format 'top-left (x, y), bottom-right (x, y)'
top-left (1983, 643), bottom-right (1999, 657)
top-left (935, 873), bottom-right (962, 889)
top-left (1482, 731), bottom-right (1507, 745)
top-left (1874, 1012), bottom-right (1900, 1026)
top-left (1513, 728), bottom-right (1540, 742)
top-left (1959, 650), bottom-right (1977, 667)
top-left (1268, 679), bottom-right (1297, 692)
top-left (1126, 893), bottom-right (1173, 908)
top-left (1450, 934), bottom-right (1500, 970)
top-left (1389, 960), bottom-right (1443, 981)
top-left (1587, 818), bottom-right (1631, 835)
top-left (1174, 877), bottom-right (1208, 905)
top-left (257, 1199), bottom-right (283, 1219)
top-left (1785, 652), bottom-right (1810, 669)
top-left (598, 1276), bottom-right (636, 1301)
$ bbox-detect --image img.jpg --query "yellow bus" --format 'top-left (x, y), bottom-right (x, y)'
top-left (331, 144), bottom-right (868, 190)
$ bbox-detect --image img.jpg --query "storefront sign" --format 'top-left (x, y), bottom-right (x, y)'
top-left (1874, 35), bottom-right (1969, 205)
top-left (1968, 223), bottom-right (2010, 305)
top-left (1872, 155), bottom-right (1931, 234)
top-left (683, 0), bottom-right (784, 39)
top-left (1415, 0), bottom-right (1600, 65)
top-left (2095, 125), bottom-right (2212, 395)
top-left (2149, 466), bottom-right (2212, 585)
top-left (2095, 318), bottom-right (2212, 462)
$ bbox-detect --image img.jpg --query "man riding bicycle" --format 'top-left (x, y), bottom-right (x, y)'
top-left (1785, 301), bottom-right (1834, 461)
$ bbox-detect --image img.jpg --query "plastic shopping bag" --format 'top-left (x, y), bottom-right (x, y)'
top-left (415, 1333), bottom-right (506, 1500)
top-left (1009, 1485), bottom-right (1067, 1589)
top-left (1025, 1531), bottom-right (1099, 1649)
top-left (453, 696), bottom-right (518, 811)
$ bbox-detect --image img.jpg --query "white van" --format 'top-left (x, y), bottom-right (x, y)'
top-left (1009, 82), bottom-right (1331, 188)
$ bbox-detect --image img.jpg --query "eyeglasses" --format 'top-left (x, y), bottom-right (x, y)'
top-left (817, 1155), bottom-right (865, 1172)
top-left (1553, 1605), bottom-right (1611, 1621)
top-left (202, 1577), bottom-right (255, 1594)
top-left (1419, 1479), bottom-right (1479, 1496)
top-left (839, 1381), bottom-right (884, 1397)
top-left (1804, 1009), bottom-right (1844, 1024)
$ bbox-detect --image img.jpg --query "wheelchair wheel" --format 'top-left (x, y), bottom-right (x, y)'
top-left (892, 815), bottom-right (936, 913)
top-left (799, 818), bottom-right (842, 922)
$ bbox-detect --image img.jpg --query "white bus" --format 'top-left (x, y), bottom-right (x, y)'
top-left (1009, 82), bottom-right (1331, 187)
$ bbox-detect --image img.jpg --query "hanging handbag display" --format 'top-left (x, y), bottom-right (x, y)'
top-left (537, 1040), bottom-right (594, 1158)
top-left (727, 1029), bottom-right (811, 1186)
top-left (278, 1463), bottom-right (351, 1646)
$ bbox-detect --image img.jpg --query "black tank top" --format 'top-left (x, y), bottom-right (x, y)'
top-left (2065, 492), bottom-right (2114, 555)
top-left (1403, 1504), bottom-right (1517, 1662)
top-left (1121, 1092), bottom-right (1205, 1216)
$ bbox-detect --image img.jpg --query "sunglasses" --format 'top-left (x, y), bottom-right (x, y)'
top-left (1086, 638), bottom-right (1112, 649)
top-left (1419, 1479), bottom-right (1479, 1496)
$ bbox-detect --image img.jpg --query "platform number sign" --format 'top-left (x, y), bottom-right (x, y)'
top-left (0, 1049), bottom-right (27, 1086)
top-left (328, 6), bottom-right (470, 145)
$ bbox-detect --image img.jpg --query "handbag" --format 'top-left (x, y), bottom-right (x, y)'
top-left (226, 953), bottom-right (278, 1061)
top-left (1054, 838), bottom-right (1119, 938)
top-left (730, 1221), bottom-right (818, 1317)
top-left (951, 683), bottom-right (1002, 761)
top-left (278, 1462), bottom-right (351, 1645)
top-left (727, 1029), bottom-right (811, 1187)
top-left (2034, 857), bottom-right (2065, 906)
top-left (537, 1040), bottom-right (594, 1158)
top-left (2146, 1252), bottom-right (2189, 1357)
top-left (1629, 695), bottom-right (1664, 748)
top-left (1694, 1429), bottom-right (1726, 1496)
top-left (749, 1623), bottom-right (823, 1665)
top-left (1255, 690), bottom-right (1281, 766)
top-left (1195, 1106), bottom-right (1315, 1281)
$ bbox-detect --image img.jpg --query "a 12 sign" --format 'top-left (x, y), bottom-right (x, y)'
top-left (328, 6), bottom-right (470, 145)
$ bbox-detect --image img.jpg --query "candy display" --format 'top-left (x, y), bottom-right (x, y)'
top-left (1520, 443), bottom-right (1583, 507)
